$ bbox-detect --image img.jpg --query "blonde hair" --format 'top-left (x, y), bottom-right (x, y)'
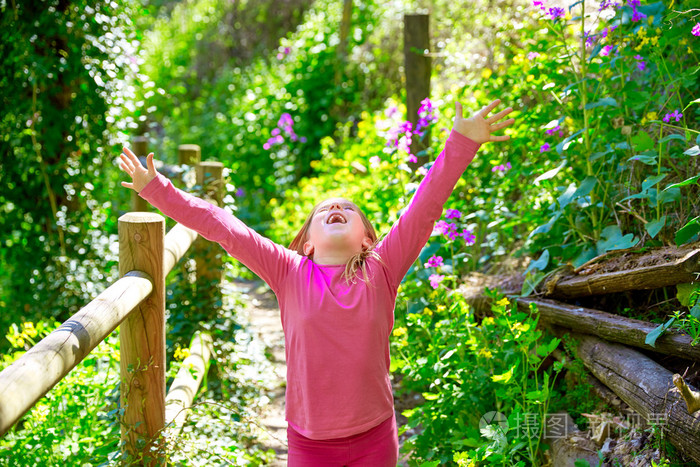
top-left (289, 198), bottom-right (385, 285)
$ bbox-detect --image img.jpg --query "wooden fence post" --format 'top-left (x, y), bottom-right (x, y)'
top-left (118, 213), bottom-right (166, 465)
top-left (178, 144), bottom-right (201, 166)
top-left (404, 13), bottom-right (431, 167)
top-left (195, 161), bottom-right (225, 313)
top-left (131, 136), bottom-right (150, 212)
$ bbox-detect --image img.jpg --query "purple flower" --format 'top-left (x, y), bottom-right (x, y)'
top-left (692, 23), bottom-right (700, 36)
top-left (492, 162), bottom-right (512, 173)
top-left (533, 0), bottom-right (546, 10)
top-left (548, 7), bottom-right (565, 19)
top-left (663, 110), bottom-right (683, 123)
top-left (433, 220), bottom-right (455, 236)
top-left (369, 155), bottom-right (381, 168)
top-left (425, 255), bottom-right (444, 268)
top-left (235, 187), bottom-right (245, 197)
top-left (637, 61), bottom-right (646, 71)
top-left (461, 229), bottom-right (476, 245)
top-left (446, 209), bottom-right (462, 219)
top-left (631, 7), bottom-right (646, 22)
top-left (407, 154), bottom-right (418, 163)
top-left (385, 105), bottom-right (399, 117)
top-left (429, 274), bottom-right (445, 289)
top-left (527, 52), bottom-right (541, 60)
top-left (540, 142), bottom-right (551, 152)
top-left (627, 0), bottom-right (640, 7)
top-left (600, 45), bottom-right (614, 56)
top-left (417, 166), bottom-right (428, 176)
top-left (545, 125), bottom-right (560, 135)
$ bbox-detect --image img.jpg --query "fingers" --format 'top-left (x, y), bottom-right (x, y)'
top-left (146, 153), bottom-right (156, 175)
top-left (487, 107), bottom-right (514, 124)
top-left (121, 181), bottom-right (135, 190)
top-left (491, 118), bottom-right (516, 131)
top-left (455, 101), bottom-right (463, 120)
top-left (479, 99), bottom-right (501, 117)
top-left (119, 154), bottom-right (134, 174)
top-left (490, 134), bottom-right (511, 142)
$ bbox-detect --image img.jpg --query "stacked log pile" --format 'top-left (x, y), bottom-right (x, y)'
top-left (460, 244), bottom-right (700, 464)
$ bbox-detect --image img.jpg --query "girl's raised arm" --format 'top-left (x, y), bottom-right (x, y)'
top-left (118, 148), bottom-right (298, 293)
top-left (375, 99), bottom-right (514, 289)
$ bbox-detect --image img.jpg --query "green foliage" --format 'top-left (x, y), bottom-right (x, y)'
top-left (392, 290), bottom-right (564, 465)
top-left (0, 321), bottom-right (122, 465)
top-left (0, 0), bottom-right (139, 348)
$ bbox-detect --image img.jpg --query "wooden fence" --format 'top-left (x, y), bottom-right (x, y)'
top-left (0, 142), bottom-right (224, 465)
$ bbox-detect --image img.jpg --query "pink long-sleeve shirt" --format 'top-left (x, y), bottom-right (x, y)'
top-left (138, 130), bottom-right (480, 439)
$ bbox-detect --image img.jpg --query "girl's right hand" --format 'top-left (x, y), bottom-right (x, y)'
top-left (119, 147), bottom-right (158, 193)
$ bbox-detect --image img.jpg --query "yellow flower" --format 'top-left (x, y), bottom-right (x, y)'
top-left (482, 317), bottom-right (495, 326)
top-left (22, 322), bottom-right (38, 339)
top-left (650, 36), bottom-right (659, 46)
top-left (497, 297), bottom-right (510, 308)
top-left (680, 38), bottom-right (688, 46)
top-left (481, 68), bottom-right (493, 79)
top-left (392, 327), bottom-right (407, 337)
top-left (423, 307), bottom-right (433, 316)
top-left (645, 111), bottom-right (658, 123)
top-left (437, 305), bottom-right (446, 313)
top-left (479, 348), bottom-right (493, 359)
top-left (526, 74), bottom-right (535, 82)
top-left (637, 27), bottom-right (646, 37)
top-left (174, 345), bottom-right (190, 361)
top-left (647, 15), bottom-right (654, 25)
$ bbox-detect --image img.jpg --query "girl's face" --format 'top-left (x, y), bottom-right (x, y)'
top-left (303, 198), bottom-right (372, 257)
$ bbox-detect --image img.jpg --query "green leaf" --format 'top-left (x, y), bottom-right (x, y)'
top-left (422, 392), bottom-right (439, 401)
top-left (664, 173), bottom-right (700, 191)
top-left (584, 97), bottom-right (618, 110)
top-left (596, 225), bottom-right (638, 255)
top-left (645, 317), bottom-right (675, 348)
top-left (659, 134), bottom-right (687, 145)
top-left (642, 174), bottom-right (667, 192)
top-left (628, 151), bottom-right (657, 165)
top-left (631, 131), bottom-right (656, 151)
top-left (558, 183), bottom-right (577, 209)
top-left (675, 216), bottom-right (700, 246)
top-left (534, 160), bottom-right (567, 184)
top-left (574, 459), bottom-right (592, 467)
top-left (521, 271), bottom-right (546, 297)
top-left (691, 304), bottom-right (700, 319)
top-left (526, 249), bottom-right (550, 274)
top-left (677, 283), bottom-right (700, 307)
top-left (645, 216), bottom-right (666, 239)
top-left (492, 366), bottom-right (515, 383)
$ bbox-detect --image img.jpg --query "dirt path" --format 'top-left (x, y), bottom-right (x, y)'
top-left (233, 279), bottom-right (288, 466)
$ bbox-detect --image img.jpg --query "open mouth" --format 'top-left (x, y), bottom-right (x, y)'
top-left (326, 212), bottom-right (347, 224)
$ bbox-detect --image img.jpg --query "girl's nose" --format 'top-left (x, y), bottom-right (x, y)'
top-left (327, 202), bottom-right (343, 211)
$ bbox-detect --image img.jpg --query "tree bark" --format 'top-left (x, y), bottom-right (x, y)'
top-left (517, 297), bottom-right (700, 362)
top-left (545, 248), bottom-right (700, 299)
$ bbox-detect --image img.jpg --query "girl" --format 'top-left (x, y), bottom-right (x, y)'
top-left (119, 99), bottom-right (514, 466)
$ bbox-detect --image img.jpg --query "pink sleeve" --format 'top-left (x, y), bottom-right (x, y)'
top-left (375, 130), bottom-right (481, 288)
top-left (138, 174), bottom-right (298, 293)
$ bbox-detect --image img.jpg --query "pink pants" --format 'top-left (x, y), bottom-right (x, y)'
top-left (287, 413), bottom-right (399, 466)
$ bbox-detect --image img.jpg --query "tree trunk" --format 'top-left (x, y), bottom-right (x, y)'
top-left (545, 248), bottom-right (700, 299)
top-left (517, 297), bottom-right (700, 362)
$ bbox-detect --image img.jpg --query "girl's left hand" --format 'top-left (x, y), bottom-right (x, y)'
top-left (453, 99), bottom-right (515, 145)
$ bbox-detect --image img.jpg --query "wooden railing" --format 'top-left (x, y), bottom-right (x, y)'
top-left (0, 143), bottom-right (225, 465)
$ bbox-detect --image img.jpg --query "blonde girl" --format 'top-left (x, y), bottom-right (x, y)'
top-left (119, 99), bottom-right (514, 466)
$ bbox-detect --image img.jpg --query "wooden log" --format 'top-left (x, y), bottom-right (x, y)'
top-left (404, 13), bottom-right (431, 166)
top-left (164, 331), bottom-right (213, 431)
top-left (569, 332), bottom-right (700, 463)
top-left (178, 144), bottom-right (201, 166)
top-left (516, 297), bottom-right (700, 362)
top-left (131, 136), bottom-right (150, 212)
top-left (195, 162), bottom-right (225, 313)
top-left (0, 271), bottom-right (152, 437)
top-left (163, 223), bottom-right (198, 277)
top-left (118, 213), bottom-right (166, 464)
top-left (545, 248), bottom-right (700, 299)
